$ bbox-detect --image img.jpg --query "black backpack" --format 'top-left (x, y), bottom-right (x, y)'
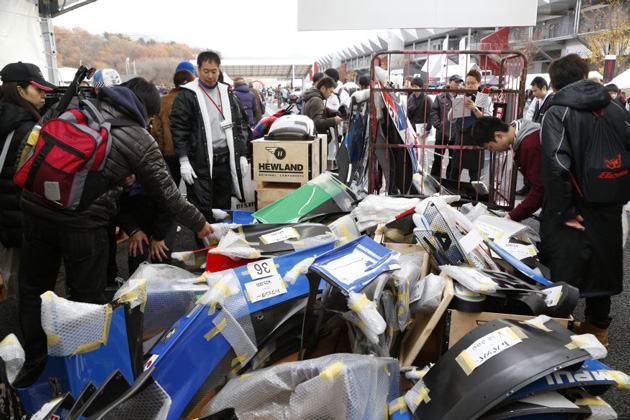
top-left (572, 108), bottom-right (630, 204)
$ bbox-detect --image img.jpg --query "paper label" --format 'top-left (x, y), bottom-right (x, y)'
top-left (542, 286), bottom-right (563, 307)
top-left (245, 274), bottom-right (287, 303)
top-left (459, 230), bottom-right (484, 254)
top-left (474, 221), bottom-right (504, 240)
top-left (31, 398), bottom-right (62, 420)
top-left (501, 242), bottom-right (537, 260)
top-left (460, 327), bottom-right (522, 372)
top-left (320, 245), bottom-right (378, 285)
top-left (410, 281), bottom-right (423, 303)
top-left (260, 228), bottom-right (299, 245)
top-left (458, 267), bottom-right (494, 284)
top-left (247, 259), bottom-right (278, 280)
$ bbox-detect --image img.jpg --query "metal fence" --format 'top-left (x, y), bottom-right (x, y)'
top-left (367, 50), bottom-right (527, 210)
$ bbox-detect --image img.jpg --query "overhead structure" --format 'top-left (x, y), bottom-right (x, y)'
top-left (298, 0), bottom-right (537, 31)
top-left (220, 59), bottom-right (312, 81)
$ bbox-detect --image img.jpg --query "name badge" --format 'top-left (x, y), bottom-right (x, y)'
top-left (220, 120), bottom-right (233, 131)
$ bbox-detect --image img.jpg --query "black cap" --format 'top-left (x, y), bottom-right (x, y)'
top-left (0, 62), bottom-right (56, 91)
top-left (605, 83), bottom-right (620, 93)
top-left (449, 74), bottom-right (464, 82)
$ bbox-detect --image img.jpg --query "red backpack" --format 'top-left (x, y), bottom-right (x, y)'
top-left (14, 100), bottom-right (135, 210)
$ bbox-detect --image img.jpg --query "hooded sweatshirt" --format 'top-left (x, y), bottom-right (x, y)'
top-left (303, 89), bottom-right (337, 134)
top-left (508, 118), bottom-right (544, 222)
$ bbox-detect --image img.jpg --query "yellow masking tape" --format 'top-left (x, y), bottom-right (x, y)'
top-left (195, 275), bottom-right (206, 284)
top-left (102, 304), bottom-right (113, 346)
top-left (186, 303), bottom-right (201, 318)
top-left (204, 318), bottom-right (227, 341)
top-left (607, 371), bottom-right (629, 389)
top-left (388, 397), bottom-right (407, 415)
top-left (349, 295), bottom-right (371, 313)
top-left (575, 398), bottom-right (606, 406)
top-left (0, 336), bottom-right (18, 345)
top-left (74, 341), bottom-right (102, 355)
top-left (41, 291), bottom-right (55, 301)
top-left (565, 335), bottom-right (590, 351)
top-left (384, 365), bottom-right (391, 377)
top-left (456, 350), bottom-right (476, 376)
top-left (319, 361), bottom-right (344, 381)
top-left (47, 335), bottom-right (60, 346)
top-left (412, 386), bottom-right (431, 405)
top-left (508, 326), bottom-right (528, 340)
top-left (526, 321), bottom-right (553, 332)
top-left (213, 282), bottom-right (232, 299)
top-left (239, 373), bottom-right (253, 380)
top-left (231, 353), bottom-right (248, 367)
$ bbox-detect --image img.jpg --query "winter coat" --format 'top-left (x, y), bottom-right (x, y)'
top-left (303, 89), bottom-right (337, 135)
top-left (508, 120), bottom-right (544, 222)
top-left (0, 102), bottom-right (36, 248)
top-left (170, 80), bottom-right (250, 213)
top-left (151, 88), bottom-right (180, 157)
top-left (232, 83), bottom-right (258, 126)
top-left (407, 93), bottom-right (433, 128)
top-left (251, 88), bottom-right (263, 124)
top-left (540, 79), bottom-right (630, 297)
top-left (429, 93), bottom-right (456, 145)
top-left (20, 86), bottom-right (206, 233)
top-left (116, 181), bottom-right (174, 241)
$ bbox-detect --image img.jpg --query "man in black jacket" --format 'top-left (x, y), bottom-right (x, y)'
top-left (429, 75), bottom-right (462, 177)
top-left (540, 54), bottom-right (630, 345)
top-left (170, 51), bottom-right (250, 225)
top-left (407, 77), bottom-right (433, 135)
top-left (18, 78), bottom-right (212, 378)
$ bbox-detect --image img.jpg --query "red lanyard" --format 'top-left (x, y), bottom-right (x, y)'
top-left (200, 85), bottom-right (224, 119)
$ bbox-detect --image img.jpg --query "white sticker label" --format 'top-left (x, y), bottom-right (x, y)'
top-left (31, 398), bottom-right (62, 420)
top-left (474, 221), bottom-right (504, 240)
top-left (260, 227), bottom-right (299, 245)
top-left (320, 246), bottom-right (378, 285)
top-left (144, 354), bottom-right (159, 371)
top-left (463, 327), bottom-right (522, 370)
top-left (245, 274), bottom-right (287, 303)
top-left (501, 242), bottom-right (537, 260)
top-left (541, 286), bottom-right (563, 307)
top-left (459, 230), bottom-right (484, 254)
top-left (247, 259), bottom-right (278, 280)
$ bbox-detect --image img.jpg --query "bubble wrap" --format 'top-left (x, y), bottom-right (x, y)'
top-left (170, 250), bottom-right (208, 270)
top-left (41, 291), bottom-right (112, 356)
top-left (113, 278), bottom-right (147, 312)
top-left (122, 264), bottom-right (206, 341)
top-left (392, 277), bottom-right (411, 330)
top-left (204, 223), bottom-right (239, 247)
top-left (197, 271), bottom-right (242, 316)
top-left (290, 233), bottom-right (339, 251)
top-left (460, 202), bottom-right (491, 222)
top-left (202, 270), bottom-right (256, 346)
top-left (391, 254), bottom-right (424, 330)
top-left (566, 334), bottom-right (608, 360)
top-left (102, 379), bottom-right (171, 420)
top-left (212, 230), bottom-right (262, 259)
top-left (572, 393), bottom-right (617, 420)
top-left (343, 311), bottom-right (380, 347)
top-left (404, 379), bottom-right (431, 413)
top-left (410, 274), bottom-right (445, 315)
top-left (202, 353), bottom-right (400, 420)
top-left (0, 334), bottom-right (24, 384)
top-left (211, 308), bottom-right (257, 370)
top-left (439, 265), bottom-right (497, 294)
top-left (283, 257), bottom-right (315, 285)
top-left (351, 195), bottom-right (421, 232)
top-left (348, 292), bottom-right (387, 337)
top-left (329, 215), bottom-right (361, 243)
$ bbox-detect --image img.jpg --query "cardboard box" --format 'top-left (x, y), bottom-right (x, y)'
top-left (399, 274), bottom-right (454, 366)
top-left (444, 309), bottom-right (573, 349)
top-left (252, 135), bottom-right (327, 184)
top-left (255, 183), bottom-right (300, 210)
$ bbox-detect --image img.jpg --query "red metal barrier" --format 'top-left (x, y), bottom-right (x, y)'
top-left (367, 49), bottom-right (527, 210)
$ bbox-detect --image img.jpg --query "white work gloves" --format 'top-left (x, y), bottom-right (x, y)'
top-left (240, 156), bottom-right (249, 177)
top-left (179, 156), bottom-right (197, 185)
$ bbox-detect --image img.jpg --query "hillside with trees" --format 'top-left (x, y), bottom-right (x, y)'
top-left (55, 27), bottom-right (201, 85)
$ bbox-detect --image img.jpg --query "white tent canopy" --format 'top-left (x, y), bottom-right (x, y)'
top-left (610, 68), bottom-right (630, 90)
